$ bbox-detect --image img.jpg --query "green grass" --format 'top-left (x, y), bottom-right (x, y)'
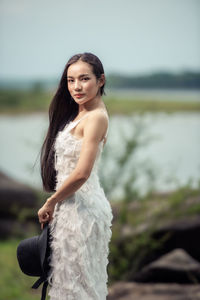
top-left (104, 97), bottom-right (200, 114)
top-left (0, 89), bottom-right (200, 114)
top-left (0, 89), bottom-right (51, 114)
top-left (0, 239), bottom-right (48, 300)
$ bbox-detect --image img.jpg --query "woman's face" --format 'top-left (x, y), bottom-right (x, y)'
top-left (67, 60), bottom-right (104, 105)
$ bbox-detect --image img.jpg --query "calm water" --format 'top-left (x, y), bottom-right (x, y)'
top-left (0, 112), bottom-right (199, 198)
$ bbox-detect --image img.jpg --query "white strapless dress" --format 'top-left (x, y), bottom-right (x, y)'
top-left (47, 113), bottom-right (113, 300)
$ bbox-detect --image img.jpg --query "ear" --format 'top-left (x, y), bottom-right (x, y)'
top-left (98, 74), bottom-right (105, 87)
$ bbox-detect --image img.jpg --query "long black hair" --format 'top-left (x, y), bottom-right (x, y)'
top-left (40, 52), bottom-right (106, 192)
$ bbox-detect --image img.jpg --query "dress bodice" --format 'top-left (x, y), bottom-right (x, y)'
top-left (54, 112), bottom-right (109, 195)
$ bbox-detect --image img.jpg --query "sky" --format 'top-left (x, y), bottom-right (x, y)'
top-left (0, 0), bottom-right (199, 80)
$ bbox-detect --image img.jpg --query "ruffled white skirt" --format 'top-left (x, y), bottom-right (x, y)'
top-left (47, 191), bottom-right (113, 300)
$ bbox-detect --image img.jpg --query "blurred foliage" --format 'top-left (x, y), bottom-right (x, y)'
top-left (100, 115), bottom-right (158, 201)
top-left (108, 182), bottom-right (200, 284)
top-left (1, 71), bottom-right (199, 91)
top-left (0, 89), bottom-right (200, 115)
top-left (0, 89), bottom-right (52, 114)
top-left (1, 183), bottom-right (200, 298)
top-left (0, 187), bottom-right (51, 299)
top-left (107, 71), bottom-right (200, 89)
top-left (100, 117), bottom-right (200, 283)
top-left (104, 98), bottom-right (200, 114)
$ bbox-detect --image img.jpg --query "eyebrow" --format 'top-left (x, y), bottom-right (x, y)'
top-left (67, 73), bottom-right (90, 78)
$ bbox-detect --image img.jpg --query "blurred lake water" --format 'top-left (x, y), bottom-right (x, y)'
top-left (0, 111), bottom-right (199, 196)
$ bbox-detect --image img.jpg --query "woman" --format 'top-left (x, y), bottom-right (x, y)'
top-left (38, 53), bottom-right (113, 300)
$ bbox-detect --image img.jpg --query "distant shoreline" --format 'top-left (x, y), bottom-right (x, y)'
top-left (106, 87), bottom-right (200, 102)
top-left (0, 89), bottom-right (200, 115)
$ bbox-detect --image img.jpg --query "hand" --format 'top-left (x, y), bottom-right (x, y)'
top-left (38, 198), bottom-right (55, 229)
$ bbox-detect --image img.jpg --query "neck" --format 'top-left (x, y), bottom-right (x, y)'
top-left (78, 94), bottom-right (105, 114)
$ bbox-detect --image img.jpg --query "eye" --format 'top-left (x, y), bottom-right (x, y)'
top-left (82, 77), bottom-right (90, 81)
top-left (67, 79), bottom-right (74, 83)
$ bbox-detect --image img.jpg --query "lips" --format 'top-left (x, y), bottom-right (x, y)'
top-left (74, 94), bottom-right (84, 98)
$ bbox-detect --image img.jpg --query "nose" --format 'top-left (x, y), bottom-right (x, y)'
top-left (74, 80), bottom-right (82, 91)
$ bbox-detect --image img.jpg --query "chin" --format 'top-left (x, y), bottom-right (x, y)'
top-left (77, 99), bottom-right (90, 104)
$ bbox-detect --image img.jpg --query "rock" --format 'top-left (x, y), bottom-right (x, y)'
top-left (0, 218), bottom-right (39, 239)
top-left (0, 170), bottom-right (38, 238)
top-left (127, 216), bottom-right (200, 271)
top-left (0, 170), bottom-right (37, 216)
top-left (107, 282), bottom-right (200, 300)
top-left (151, 216), bottom-right (200, 264)
top-left (132, 249), bottom-right (200, 283)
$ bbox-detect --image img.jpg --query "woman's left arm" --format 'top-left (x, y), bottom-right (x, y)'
top-left (38, 112), bottom-right (108, 228)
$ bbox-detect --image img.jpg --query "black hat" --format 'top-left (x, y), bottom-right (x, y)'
top-left (17, 223), bottom-right (51, 300)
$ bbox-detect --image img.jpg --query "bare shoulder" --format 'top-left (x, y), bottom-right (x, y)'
top-left (83, 109), bottom-right (109, 141)
top-left (87, 109), bottom-right (109, 124)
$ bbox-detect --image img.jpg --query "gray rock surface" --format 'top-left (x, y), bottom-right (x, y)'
top-left (0, 170), bottom-right (37, 214)
top-left (128, 215), bottom-right (200, 271)
top-left (108, 282), bottom-right (200, 300)
top-left (0, 170), bottom-right (37, 238)
top-left (132, 248), bottom-right (200, 283)
top-left (150, 216), bottom-right (200, 265)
